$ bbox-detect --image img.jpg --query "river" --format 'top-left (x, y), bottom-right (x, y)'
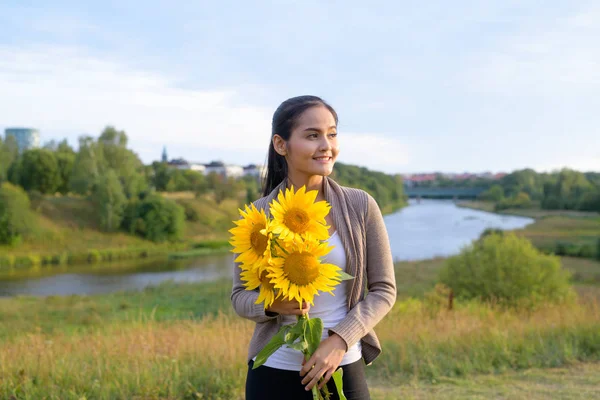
top-left (0, 200), bottom-right (533, 297)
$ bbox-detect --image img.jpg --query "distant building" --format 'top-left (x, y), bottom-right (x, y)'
top-left (162, 146), bottom-right (168, 163)
top-left (4, 128), bottom-right (40, 152)
top-left (243, 164), bottom-right (266, 179)
top-left (205, 160), bottom-right (244, 179)
top-left (168, 158), bottom-right (206, 173)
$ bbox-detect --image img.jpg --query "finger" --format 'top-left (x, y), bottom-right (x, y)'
top-left (300, 362), bottom-right (318, 385)
top-left (305, 366), bottom-right (328, 391)
top-left (318, 369), bottom-right (334, 390)
top-left (299, 356), bottom-right (316, 377)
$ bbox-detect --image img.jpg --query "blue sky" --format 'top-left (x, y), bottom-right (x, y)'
top-left (1, 1), bottom-right (598, 174)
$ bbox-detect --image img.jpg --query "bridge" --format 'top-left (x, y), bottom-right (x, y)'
top-left (404, 187), bottom-right (487, 199)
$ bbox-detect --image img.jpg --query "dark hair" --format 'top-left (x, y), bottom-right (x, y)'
top-left (262, 95), bottom-right (338, 196)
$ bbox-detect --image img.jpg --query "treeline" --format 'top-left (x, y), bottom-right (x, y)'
top-left (479, 169), bottom-right (600, 212)
top-left (413, 169), bottom-right (600, 212)
top-left (0, 127), bottom-right (406, 246)
top-left (331, 163), bottom-right (406, 212)
top-left (0, 127), bottom-right (254, 246)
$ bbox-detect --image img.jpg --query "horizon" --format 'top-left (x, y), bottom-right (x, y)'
top-left (1, 1), bottom-right (599, 174)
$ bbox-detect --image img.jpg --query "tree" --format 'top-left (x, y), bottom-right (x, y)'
top-left (0, 183), bottom-right (37, 245)
top-left (19, 149), bottom-right (61, 194)
top-left (541, 169), bottom-right (592, 210)
top-left (97, 126), bottom-right (147, 198)
top-left (478, 184), bottom-right (504, 202)
top-left (92, 169), bottom-right (127, 231)
top-left (70, 136), bottom-right (103, 195)
top-left (55, 152), bottom-right (76, 194)
top-left (0, 135), bottom-right (19, 183)
top-left (151, 161), bottom-right (171, 191)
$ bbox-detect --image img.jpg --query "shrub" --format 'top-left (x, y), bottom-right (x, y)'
top-left (440, 233), bottom-right (574, 309)
top-left (479, 228), bottom-right (504, 240)
top-left (87, 249), bottom-right (101, 263)
top-left (0, 182), bottom-right (38, 245)
top-left (121, 195), bottom-right (184, 242)
top-left (495, 192), bottom-right (532, 211)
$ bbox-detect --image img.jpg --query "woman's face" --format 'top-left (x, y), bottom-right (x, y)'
top-left (274, 106), bottom-right (339, 180)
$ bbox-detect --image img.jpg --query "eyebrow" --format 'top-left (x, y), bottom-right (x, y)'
top-left (303, 126), bottom-right (337, 132)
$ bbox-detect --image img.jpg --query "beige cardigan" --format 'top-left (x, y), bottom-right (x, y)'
top-left (230, 176), bottom-right (397, 365)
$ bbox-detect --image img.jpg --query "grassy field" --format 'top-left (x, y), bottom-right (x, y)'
top-left (458, 201), bottom-right (600, 252)
top-left (2, 256), bottom-right (600, 399)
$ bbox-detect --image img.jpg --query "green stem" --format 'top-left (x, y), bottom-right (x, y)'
top-left (298, 313), bottom-right (325, 400)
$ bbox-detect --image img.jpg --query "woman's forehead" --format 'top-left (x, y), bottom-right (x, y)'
top-left (296, 106), bottom-right (336, 128)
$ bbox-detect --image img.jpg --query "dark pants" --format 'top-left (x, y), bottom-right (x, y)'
top-left (246, 359), bottom-right (370, 400)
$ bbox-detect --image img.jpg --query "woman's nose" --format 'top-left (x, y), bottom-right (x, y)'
top-left (319, 137), bottom-right (332, 151)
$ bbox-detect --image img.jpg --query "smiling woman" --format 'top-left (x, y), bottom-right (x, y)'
top-left (231, 95), bottom-right (397, 400)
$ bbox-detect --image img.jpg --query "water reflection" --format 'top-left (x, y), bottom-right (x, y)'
top-left (0, 254), bottom-right (235, 297)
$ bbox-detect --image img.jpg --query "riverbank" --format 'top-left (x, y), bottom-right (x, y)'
top-left (458, 200), bottom-right (600, 258)
top-left (2, 256), bottom-right (600, 399)
top-left (0, 191), bottom-right (239, 270)
top-left (0, 190), bottom-right (404, 272)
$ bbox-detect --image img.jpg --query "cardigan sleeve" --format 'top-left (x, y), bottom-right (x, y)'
top-left (328, 194), bottom-right (397, 350)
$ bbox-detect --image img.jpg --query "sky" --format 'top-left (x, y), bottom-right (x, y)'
top-left (1, 1), bottom-right (599, 175)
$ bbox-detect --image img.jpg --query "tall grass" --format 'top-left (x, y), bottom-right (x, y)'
top-left (1, 258), bottom-right (600, 398)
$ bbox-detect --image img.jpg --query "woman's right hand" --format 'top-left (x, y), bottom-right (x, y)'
top-left (266, 298), bottom-right (310, 316)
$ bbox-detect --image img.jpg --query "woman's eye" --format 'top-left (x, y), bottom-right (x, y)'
top-left (329, 133), bottom-right (338, 138)
top-left (308, 133), bottom-right (318, 138)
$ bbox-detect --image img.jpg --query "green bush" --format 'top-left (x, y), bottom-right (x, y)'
top-left (495, 192), bottom-right (532, 211)
top-left (0, 182), bottom-right (38, 245)
top-left (15, 254), bottom-right (42, 268)
top-left (121, 195), bottom-right (185, 242)
top-left (192, 240), bottom-right (230, 249)
top-left (0, 255), bottom-right (16, 269)
top-left (440, 233), bottom-right (574, 309)
top-left (87, 249), bottom-right (102, 263)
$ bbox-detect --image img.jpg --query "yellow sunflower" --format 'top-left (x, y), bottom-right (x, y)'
top-left (267, 240), bottom-right (342, 307)
top-left (240, 266), bottom-right (278, 309)
top-left (229, 204), bottom-right (272, 271)
top-left (269, 185), bottom-right (330, 244)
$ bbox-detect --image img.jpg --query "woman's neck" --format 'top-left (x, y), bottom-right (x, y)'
top-left (286, 173), bottom-right (325, 200)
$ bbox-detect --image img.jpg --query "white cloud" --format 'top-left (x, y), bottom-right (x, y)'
top-left (0, 45), bottom-right (409, 174)
top-left (0, 45), bottom-right (272, 150)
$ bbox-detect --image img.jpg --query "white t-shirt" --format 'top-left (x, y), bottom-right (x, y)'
top-left (258, 231), bottom-right (363, 371)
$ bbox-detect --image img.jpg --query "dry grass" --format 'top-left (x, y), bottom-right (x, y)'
top-left (370, 362), bottom-right (600, 400)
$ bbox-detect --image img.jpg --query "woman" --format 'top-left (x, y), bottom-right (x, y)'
top-left (231, 95), bottom-right (396, 400)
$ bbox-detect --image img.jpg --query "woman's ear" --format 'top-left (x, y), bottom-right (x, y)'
top-left (273, 135), bottom-right (287, 156)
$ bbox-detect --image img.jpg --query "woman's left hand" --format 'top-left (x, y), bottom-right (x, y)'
top-left (299, 333), bottom-right (347, 391)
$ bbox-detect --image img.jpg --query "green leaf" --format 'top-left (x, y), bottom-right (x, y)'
top-left (331, 369), bottom-right (347, 400)
top-left (338, 271), bottom-right (354, 281)
top-left (285, 317), bottom-right (307, 344)
top-left (253, 325), bottom-right (290, 369)
top-left (305, 317), bottom-right (323, 356)
top-left (286, 339), bottom-right (308, 352)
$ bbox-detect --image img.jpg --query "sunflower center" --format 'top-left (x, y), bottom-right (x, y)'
top-left (283, 252), bottom-right (320, 286)
top-left (283, 208), bottom-right (310, 234)
top-left (250, 225), bottom-right (268, 254)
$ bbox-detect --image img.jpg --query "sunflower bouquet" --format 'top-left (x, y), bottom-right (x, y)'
top-left (230, 185), bottom-right (352, 400)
